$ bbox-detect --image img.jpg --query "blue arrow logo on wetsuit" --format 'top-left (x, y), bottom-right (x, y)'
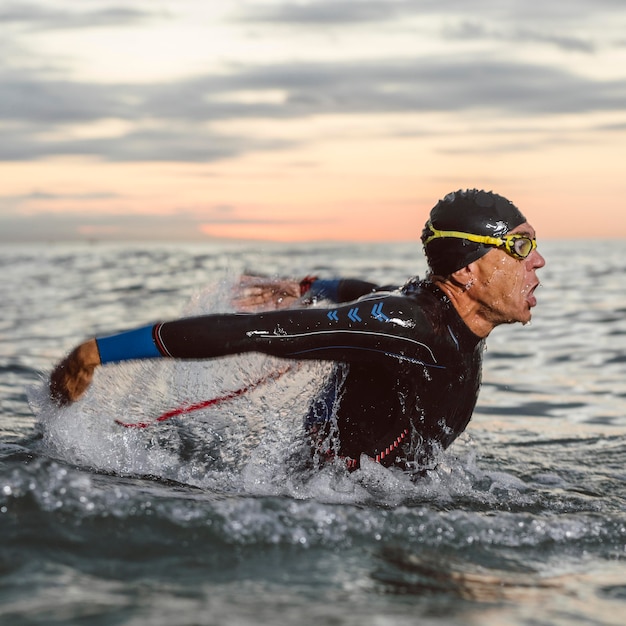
top-left (371, 302), bottom-right (389, 322)
top-left (327, 310), bottom-right (339, 321)
top-left (348, 307), bottom-right (362, 322)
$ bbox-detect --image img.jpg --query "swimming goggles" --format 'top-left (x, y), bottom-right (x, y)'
top-left (424, 222), bottom-right (537, 260)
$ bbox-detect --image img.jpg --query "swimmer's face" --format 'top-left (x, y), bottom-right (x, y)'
top-left (467, 222), bottom-right (545, 327)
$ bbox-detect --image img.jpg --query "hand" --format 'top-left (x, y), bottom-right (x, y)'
top-left (231, 275), bottom-right (303, 311)
top-left (49, 339), bottom-right (101, 406)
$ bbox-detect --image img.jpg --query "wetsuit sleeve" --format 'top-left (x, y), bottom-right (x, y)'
top-left (307, 279), bottom-right (381, 303)
top-left (96, 325), bottom-right (162, 364)
top-left (123, 294), bottom-right (440, 369)
top-left (93, 278), bottom-right (390, 360)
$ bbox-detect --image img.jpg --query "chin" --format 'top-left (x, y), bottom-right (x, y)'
top-left (508, 306), bottom-right (532, 326)
top-left (520, 309), bottom-right (533, 325)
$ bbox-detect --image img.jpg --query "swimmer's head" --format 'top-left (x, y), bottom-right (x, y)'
top-left (421, 189), bottom-right (527, 276)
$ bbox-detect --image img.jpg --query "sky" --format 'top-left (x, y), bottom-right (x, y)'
top-left (1, 0), bottom-right (626, 243)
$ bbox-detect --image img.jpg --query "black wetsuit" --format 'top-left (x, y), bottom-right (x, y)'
top-left (97, 278), bottom-right (485, 470)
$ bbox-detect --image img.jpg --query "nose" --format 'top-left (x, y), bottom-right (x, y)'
top-left (528, 248), bottom-right (546, 270)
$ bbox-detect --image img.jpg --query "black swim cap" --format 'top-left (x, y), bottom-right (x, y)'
top-left (421, 189), bottom-right (526, 276)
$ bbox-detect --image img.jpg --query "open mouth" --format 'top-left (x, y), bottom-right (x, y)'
top-left (527, 282), bottom-right (540, 307)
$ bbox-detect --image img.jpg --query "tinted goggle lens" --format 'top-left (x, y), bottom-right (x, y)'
top-left (506, 235), bottom-right (536, 259)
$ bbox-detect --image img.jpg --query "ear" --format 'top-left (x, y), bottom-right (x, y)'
top-left (449, 264), bottom-right (475, 289)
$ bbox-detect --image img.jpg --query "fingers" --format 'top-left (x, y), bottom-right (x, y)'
top-left (231, 276), bottom-right (302, 311)
top-left (49, 362), bottom-right (71, 406)
top-left (49, 339), bottom-right (101, 406)
top-left (237, 276), bottom-right (300, 296)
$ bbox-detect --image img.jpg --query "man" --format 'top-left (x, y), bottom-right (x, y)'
top-left (49, 189), bottom-right (545, 472)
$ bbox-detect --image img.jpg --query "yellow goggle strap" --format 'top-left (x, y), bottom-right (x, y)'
top-left (423, 223), bottom-right (536, 258)
top-left (424, 224), bottom-right (505, 248)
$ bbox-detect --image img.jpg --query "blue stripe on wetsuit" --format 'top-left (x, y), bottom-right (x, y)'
top-left (308, 279), bottom-right (341, 302)
top-left (96, 324), bottom-right (162, 364)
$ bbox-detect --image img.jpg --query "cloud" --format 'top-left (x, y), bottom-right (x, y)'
top-left (2, 0), bottom-right (626, 164)
top-left (448, 20), bottom-right (595, 53)
top-left (238, 0), bottom-right (408, 24)
top-left (0, 212), bottom-right (200, 241)
top-left (0, 122), bottom-right (297, 161)
top-left (0, 189), bottom-right (119, 204)
top-left (2, 55), bottom-right (626, 162)
top-left (237, 1), bottom-right (616, 54)
top-left (0, 71), bottom-right (129, 123)
top-left (5, 56), bottom-right (626, 120)
top-left (213, 58), bottom-right (626, 116)
top-left (0, 2), bottom-right (158, 30)
top-left (238, 0), bottom-right (626, 26)
top-left (0, 208), bottom-right (319, 242)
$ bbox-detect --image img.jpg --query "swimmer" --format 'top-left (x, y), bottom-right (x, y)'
top-left (49, 189), bottom-right (545, 471)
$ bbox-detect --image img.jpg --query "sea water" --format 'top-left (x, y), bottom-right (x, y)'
top-left (0, 240), bottom-right (625, 626)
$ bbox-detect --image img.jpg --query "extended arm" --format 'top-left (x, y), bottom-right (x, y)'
top-left (50, 275), bottom-right (383, 406)
top-left (232, 275), bottom-right (382, 311)
top-left (49, 293), bottom-right (436, 405)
